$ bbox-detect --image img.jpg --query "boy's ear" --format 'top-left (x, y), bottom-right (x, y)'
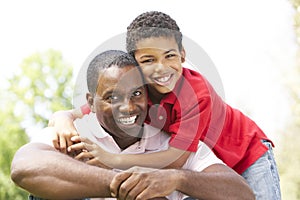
top-left (86, 93), bottom-right (95, 113)
top-left (180, 47), bottom-right (186, 63)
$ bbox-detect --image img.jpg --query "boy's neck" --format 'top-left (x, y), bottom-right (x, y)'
top-left (148, 86), bottom-right (164, 104)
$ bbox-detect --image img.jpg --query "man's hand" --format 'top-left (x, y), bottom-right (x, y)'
top-left (110, 166), bottom-right (179, 200)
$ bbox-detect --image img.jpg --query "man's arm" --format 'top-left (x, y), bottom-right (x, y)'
top-left (176, 164), bottom-right (255, 200)
top-left (110, 165), bottom-right (255, 200)
top-left (11, 142), bottom-right (116, 199)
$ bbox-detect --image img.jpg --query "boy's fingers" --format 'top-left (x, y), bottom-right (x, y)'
top-left (86, 158), bottom-right (102, 166)
top-left (66, 131), bottom-right (78, 149)
top-left (74, 151), bottom-right (92, 160)
top-left (71, 135), bottom-right (81, 143)
top-left (80, 137), bottom-right (93, 144)
top-left (52, 134), bottom-right (60, 150)
top-left (80, 137), bottom-right (95, 151)
top-left (59, 134), bottom-right (67, 154)
top-left (68, 142), bottom-right (85, 152)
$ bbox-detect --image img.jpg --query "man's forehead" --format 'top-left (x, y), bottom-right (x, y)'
top-left (98, 66), bottom-right (144, 89)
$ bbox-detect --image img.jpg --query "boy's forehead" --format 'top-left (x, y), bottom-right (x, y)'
top-left (135, 36), bottom-right (178, 51)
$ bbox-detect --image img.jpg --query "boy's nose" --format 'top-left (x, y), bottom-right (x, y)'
top-left (154, 63), bottom-right (164, 73)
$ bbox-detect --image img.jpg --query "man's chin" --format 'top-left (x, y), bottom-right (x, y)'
top-left (117, 125), bottom-right (143, 138)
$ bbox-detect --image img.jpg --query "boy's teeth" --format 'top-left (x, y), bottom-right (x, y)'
top-left (155, 75), bottom-right (171, 83)
top-left (118, 115), bottom-right (137, 125)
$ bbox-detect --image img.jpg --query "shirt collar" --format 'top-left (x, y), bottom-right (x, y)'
top-left (76, 114), bottom-right (169, 154)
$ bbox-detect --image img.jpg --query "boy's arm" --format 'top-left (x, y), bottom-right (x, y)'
top-left (48, 103), bottom-right (90, 127)
top-left (11, 142), bottom-right (115, 199)
top-left (48, 103), bottom-right (91, 152)
top-left (111, 147), bottom-right (191, 169)
top-left (73, 138), bottom-right (191, 169)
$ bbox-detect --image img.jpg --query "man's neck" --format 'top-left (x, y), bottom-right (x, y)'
top-left (112, 125), bottom-right (144, 150)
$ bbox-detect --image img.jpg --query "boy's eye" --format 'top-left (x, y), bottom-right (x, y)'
top-left (140, 59), bottom-right (154, 64)
top-left (166, 54), bottom-right (176, 59)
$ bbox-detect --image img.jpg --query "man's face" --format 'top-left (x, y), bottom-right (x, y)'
top-left (92, 65), bottom-right (147, 138)
top-left (134, 36), bottom-right (185, 94)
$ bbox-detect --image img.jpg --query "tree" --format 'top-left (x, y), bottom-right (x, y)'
top-left (0, 49), bottom-right (74, 199)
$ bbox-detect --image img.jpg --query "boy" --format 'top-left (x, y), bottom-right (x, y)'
top-left (50, 11), bottom-right (280, 199)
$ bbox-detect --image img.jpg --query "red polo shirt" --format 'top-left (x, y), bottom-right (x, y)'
top-left (145, 67), bottom-right (273, 174)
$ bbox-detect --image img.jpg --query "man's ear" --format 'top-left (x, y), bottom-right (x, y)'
top-left (180, 47), bottom-right (186, 63)
top-left (86, 93), bottom-right (95, 113)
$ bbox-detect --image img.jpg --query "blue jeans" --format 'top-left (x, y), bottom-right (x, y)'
top-left (242, 140), bottom-right (281, 200)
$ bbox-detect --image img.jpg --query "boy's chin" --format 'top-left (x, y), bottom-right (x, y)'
top-left (154, 85), bottom-right (174, 94)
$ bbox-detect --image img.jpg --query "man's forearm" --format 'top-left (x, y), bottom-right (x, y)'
top-left (11, 143), bottom-right (116, 199)
top-left (176, 164), bottom-right (255, 200)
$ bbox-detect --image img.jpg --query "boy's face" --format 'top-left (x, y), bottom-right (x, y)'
top-left (134, 36), bottom-right (185, 94)
top-left (90, 65), bottom-right (147, 138)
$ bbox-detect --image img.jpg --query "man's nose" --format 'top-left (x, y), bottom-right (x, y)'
top-left (119, 98), bottom-right (136, 113)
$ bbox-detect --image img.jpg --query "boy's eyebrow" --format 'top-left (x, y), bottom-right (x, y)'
top-left (164, 49), bottom-right (177, 54)
top-left (139, 49), bottom-right (178, 59)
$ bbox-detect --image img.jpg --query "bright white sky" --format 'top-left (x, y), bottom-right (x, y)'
top-left (0, 0), bottom-right (297, 143)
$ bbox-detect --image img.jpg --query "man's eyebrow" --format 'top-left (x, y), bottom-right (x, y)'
top-left (125, 86), bottom-right (143, 95)
top-left (101, 89), bottom-right (115, 97)
top-left (131, 86), bottom-right (144, 91)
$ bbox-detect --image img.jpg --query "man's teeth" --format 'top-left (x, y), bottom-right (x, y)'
top-left (155, 74), bottom-right (171, 83)
top-left (118, 115), bottom-right (137, 125)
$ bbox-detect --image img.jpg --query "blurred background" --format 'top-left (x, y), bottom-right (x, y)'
top-left (0, 0), bottom-right (299, 199)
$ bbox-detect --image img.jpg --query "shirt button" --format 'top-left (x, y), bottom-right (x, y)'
top-left (158, 115), bottom-right (164, 120)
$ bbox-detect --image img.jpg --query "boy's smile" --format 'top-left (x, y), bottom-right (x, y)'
top-left (134, 37), bottom-right (185, 95)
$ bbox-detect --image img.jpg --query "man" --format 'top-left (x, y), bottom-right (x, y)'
top-left (11, 50), bottom-right (254, 200)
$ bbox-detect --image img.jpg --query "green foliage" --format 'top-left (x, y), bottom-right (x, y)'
top-left (277, 127), bottom-right (300, 200)
top-left (0, 95), bottom-right (29, 199)
top-left (8, 49), bottom-right (73, 126)
top-left (0, 49), bottom-right (74, 199)
top-left (277, 1), bottom-right (300, 199)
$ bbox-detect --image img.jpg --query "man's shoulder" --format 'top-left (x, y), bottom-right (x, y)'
top-left (30, 127), bottom-right (55, 146)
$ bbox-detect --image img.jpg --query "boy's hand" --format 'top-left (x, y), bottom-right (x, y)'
top-left (48, 110), bottom-right (78, 153)
top-left (68, 136), bottom-right (111, 169)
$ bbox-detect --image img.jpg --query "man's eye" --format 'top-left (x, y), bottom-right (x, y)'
top-left (132, 91), bottom-right (142, 97)
top-left (107, 95), bottom-right (118, 101)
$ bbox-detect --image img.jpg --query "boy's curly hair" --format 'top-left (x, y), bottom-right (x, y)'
top-left (126, 11), bottom-right (183, 54)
